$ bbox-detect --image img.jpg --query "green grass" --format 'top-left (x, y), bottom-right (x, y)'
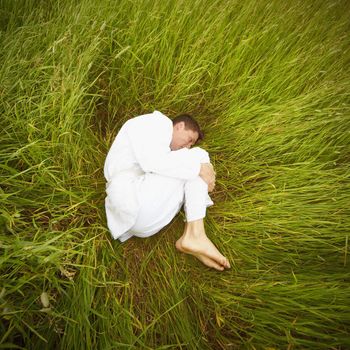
top-left (1, 0), bottom-right (349, 348)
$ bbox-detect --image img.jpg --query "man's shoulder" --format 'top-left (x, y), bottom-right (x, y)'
top-left (128, 111), bottom-right (172, 128)
top-left (136, 110), bottom-right (170, 122)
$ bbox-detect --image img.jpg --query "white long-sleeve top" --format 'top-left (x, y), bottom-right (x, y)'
top-left (104, 111), bottom-right (203, 239)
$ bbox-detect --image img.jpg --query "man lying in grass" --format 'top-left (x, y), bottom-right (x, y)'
top-left (104, 111), bottom-right (230, 271)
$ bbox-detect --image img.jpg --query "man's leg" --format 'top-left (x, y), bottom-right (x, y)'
top-left (128, 173), bottom-right (185, 238)
top-left (129, 147), bottom-right (230, 271)
top-left (175, 177), bottom-right (230, 271)
top-left (129, 147), bottom-right (211, 238)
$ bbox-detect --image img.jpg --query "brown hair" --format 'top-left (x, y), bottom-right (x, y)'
top-left (172, 114), bottom-right (204, 142)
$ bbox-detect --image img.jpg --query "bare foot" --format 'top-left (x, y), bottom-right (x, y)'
top-left (176, 238), bottom-right (225, 271)
top-left (176, 234), bottom-right (230, 271)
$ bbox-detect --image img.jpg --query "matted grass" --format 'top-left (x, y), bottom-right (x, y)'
top-left (1, 0), bottom-right (349, 348)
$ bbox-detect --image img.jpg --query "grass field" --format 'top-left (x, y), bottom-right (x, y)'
top-left (1, 0), bottom-right (349, 348)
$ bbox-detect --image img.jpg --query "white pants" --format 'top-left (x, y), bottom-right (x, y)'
top-left (118, 148), bottom-right (213, 242)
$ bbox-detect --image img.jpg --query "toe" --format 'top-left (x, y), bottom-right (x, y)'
top-left (207, 259), bottom-right (225, 271)
top-left (219, 257), bottom-right (228, 266)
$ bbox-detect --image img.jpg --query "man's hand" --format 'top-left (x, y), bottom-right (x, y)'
top-left (199, 163), bottom-right (216, 192)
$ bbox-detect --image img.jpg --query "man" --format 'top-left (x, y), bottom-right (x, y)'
top-left (104, 111), bottom-right (230, 271)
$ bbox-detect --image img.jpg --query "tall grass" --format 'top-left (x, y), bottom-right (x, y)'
top-left (1, 0), bottom-right (349, 348)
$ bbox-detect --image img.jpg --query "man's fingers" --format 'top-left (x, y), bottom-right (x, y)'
top-left (200, 163), bottom-right (216, 189)
top-left (208, 180), bottom-right (216, 192)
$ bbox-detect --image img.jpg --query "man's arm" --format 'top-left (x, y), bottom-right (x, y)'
top-left (127, 114), bottom-right (203, 180)
top-left (200, 163), bottom-right (216, 192)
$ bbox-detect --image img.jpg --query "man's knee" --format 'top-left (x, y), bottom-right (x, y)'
top-left (189, 147), bottom-right (210, 163)
top-left (184, 176), bottom-right (208, 192)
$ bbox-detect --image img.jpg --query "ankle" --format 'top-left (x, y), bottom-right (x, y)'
top-left (184, 220), bottom-right (206, 238)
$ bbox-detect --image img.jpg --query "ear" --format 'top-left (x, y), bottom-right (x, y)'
top-left (177, 121), bottom-right (185, 130)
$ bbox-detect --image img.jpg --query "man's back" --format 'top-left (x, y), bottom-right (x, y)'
top-left (104, 111), bottom-right (172, 182)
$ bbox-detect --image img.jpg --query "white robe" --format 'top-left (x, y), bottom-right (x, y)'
top-left (104, 111), bottom-right (213, 242)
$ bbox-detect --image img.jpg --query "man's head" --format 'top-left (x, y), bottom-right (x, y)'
top-left (170, 114), bottom-right (204, 151)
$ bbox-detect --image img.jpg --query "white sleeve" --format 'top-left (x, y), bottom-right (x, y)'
top-left (126, 114), bottom-right (201, 179)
